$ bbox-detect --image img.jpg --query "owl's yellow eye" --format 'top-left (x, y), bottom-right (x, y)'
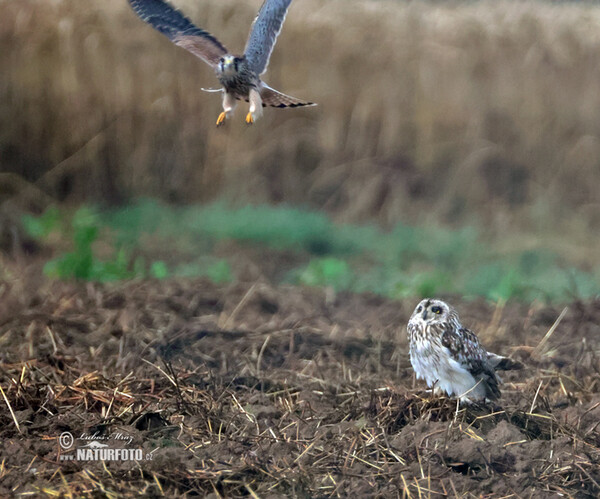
top-left (416, 305), bottom-right (423, 313)
top-left (431, 306), bottom-right (442, 314)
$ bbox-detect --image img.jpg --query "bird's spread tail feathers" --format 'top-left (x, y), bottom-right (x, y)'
top-left (259, 84), bottom-right (316, 109)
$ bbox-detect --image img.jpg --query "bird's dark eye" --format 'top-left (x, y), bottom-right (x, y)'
top-left (416, 305), bottom-right (423, 313)
top-left (431, 306), bottom-right (442, 314)
top-left (219, 58), bottom-right (224, 63)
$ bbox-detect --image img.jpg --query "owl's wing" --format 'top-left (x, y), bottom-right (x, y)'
top-left (441, 326), bottom-right (501, 399)
top-left (244, 0), bottom-right (293, 75)
top-left (128, 0), bottom-right (228, 68)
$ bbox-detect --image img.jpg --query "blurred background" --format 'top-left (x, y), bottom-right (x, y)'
top-left (1, 0), bottom-right (599, 302)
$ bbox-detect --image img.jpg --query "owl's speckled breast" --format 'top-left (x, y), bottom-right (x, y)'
top-left (408, 329), bottom-right (442, 384)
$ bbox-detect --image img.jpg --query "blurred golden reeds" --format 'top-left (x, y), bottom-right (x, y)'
top-left (2, 0), bottom-right (600, 241)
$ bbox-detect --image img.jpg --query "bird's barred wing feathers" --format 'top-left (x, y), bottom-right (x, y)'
top-left (128, 0), bottom-right (228, 68)
top-left (244, 0), bottom-right (293, 75)
top-left (441, 325), bottom-right (501, 399)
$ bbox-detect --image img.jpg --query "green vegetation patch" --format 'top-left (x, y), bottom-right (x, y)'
top-left (23, 200), bottom-right (599, 302)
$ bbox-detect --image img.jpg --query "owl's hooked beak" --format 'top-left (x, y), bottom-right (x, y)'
top-left (422, 310), bottom-right (428, 320)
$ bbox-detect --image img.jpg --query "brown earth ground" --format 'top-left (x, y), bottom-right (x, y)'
top-left (1, 267), bottom-right (600, 498)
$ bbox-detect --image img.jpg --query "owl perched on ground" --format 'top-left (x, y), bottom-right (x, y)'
top-left (128, 0), bottom-right (315, 126)
top-left (407, 299), bottom-right (520, 402)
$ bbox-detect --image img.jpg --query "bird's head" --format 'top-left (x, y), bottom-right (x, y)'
top-left (410, 298), bottom-right (455, 326)
top-left (218, 55), bottom-right (243, 76)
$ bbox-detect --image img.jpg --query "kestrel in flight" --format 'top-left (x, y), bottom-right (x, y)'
top-left (128, 0), bottom-right (316, 125)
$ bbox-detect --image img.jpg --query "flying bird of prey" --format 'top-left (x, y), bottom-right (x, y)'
top-left (128, 0), bottom-right (316, 125)
top-left (407, 299), bottom-right (521, 402)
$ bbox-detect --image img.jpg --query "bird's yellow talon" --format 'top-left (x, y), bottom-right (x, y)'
top-left (216, 112), bottom-right (227, 126)
top-left (245, 112), bottom-right (254, 125)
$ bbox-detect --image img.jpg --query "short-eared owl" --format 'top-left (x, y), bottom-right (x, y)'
top-left (128, 0), bottom-right (316, 125)
top-left (407, 299), bottom-right (520, 402)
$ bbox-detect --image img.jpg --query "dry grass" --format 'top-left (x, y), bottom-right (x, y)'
top-left (1, 277), bottom-right (600, 496)
top-left (2, 0), bottom-right (600, 236)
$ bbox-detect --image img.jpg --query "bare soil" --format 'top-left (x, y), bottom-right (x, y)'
top-left (1, 276), bottom-right (599, 497)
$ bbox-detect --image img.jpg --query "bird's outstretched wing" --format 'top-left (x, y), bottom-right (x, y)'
top-left (128, 0), bottom-right (228, 68)
top-left (441, 326), bottom-right (501, 400)
top-left (244, 0), bottom-right (293, 75)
